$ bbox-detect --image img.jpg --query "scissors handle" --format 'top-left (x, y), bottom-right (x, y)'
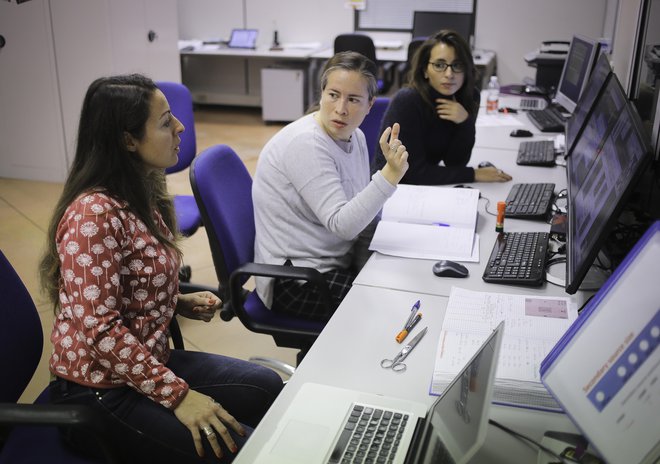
top-left (380, 358), bottom-right (406, 372)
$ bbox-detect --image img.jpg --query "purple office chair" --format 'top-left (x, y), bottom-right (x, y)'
top-left (189, 144), bottom-right (328, 367)
top-left (156, 81), bottom-right (211, 294)
top-left (156, 81), bottom-right (202, 239)
top-left (0, 250), bottom-right (119, 463)
top-left (359, 97), bottom-right (390, 163)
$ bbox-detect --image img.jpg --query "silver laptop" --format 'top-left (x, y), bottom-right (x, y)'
top-left (255, 321), bottom-right (504, 464)
top-left (227, 28), bottom-right (258, 49)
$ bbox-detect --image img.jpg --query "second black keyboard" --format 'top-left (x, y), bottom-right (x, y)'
top-left (527, 106), bottom-right (566, 132)
top-left (482, 232), bottom-right (550, 286)
top-left (516, 140), bottom-right (556, 166)
top-left (505, 183), bottom-right (555, 219)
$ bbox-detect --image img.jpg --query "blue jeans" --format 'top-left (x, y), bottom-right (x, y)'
top-left (50, 350), bottom-right (283, 463)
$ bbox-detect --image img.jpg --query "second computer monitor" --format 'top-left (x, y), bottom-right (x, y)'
top-left (554, 35), bottom-right (601, 114)
top-left (412, 11), bottom-right (474, 46)
top-left (565, 52), bottom-right (613, 156)
top-left (565, 75), bottom-right (652, 294)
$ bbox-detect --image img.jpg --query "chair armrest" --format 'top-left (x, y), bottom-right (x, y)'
top-left (0, 403), bottom-right (99, 427)
top-left (229, 262), bottom-right (332, 314)
top-left (0, 403), bottom-right (121, 464)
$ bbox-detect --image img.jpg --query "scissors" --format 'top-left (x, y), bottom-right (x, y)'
top-left (380, 326), bottom-right (428, 372)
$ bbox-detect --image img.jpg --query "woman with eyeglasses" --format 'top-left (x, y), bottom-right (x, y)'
top-left (372, 30), bottom-right (512, 185)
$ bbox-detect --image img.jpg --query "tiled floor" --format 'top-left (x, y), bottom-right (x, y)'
top-left (1, 106), bottom-right (294, 404)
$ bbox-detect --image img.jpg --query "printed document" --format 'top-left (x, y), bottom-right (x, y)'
top-left (431, 287), bottom-right (577, 411)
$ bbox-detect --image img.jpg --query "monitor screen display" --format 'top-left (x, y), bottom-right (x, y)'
top-left (412, 11), bottom-right (474, 45)
top-left (566, 76), bottom-right (652, 294)
top-left (565, 53), bottom-right (612, 156)
top-left (554, 35), bottom-right (600, 114)
top-left (567, 76), bottom-right (628, 196)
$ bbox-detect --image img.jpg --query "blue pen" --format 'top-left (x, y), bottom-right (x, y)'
top-left (396, 301), bottom-right (421, 343)
top-left (403, 300), bottom-right (420, 329)
top-left (432, 222), bottom-right (450, 227)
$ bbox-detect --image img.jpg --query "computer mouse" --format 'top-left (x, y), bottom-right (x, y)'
top-left (478, 161), bottom-right (495, 168)
top-left (432, 260), bottom-right (469, 278)
top-left (510, 129), bottom-right (533, 138)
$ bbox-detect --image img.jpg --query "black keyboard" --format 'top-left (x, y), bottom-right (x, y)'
top-left (482, 232), bottom-right (550, 286)
top-left (527, 106), bottom-right (566, 132)
top-left (505, 183), bottom-right (555, 219)
top-left (328, 404), bottom-right (408, 463)
top-left (516, 140), bottom-right (556, 166)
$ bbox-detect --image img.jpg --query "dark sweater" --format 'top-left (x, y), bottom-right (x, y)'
top-left (371, 87), bottom-right (479, 185)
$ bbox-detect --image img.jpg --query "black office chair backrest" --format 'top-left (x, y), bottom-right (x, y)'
top-left (334, 34), bottom-right (377, 63)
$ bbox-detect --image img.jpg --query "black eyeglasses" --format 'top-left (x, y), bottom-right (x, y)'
top-left (428, 61), bottom-right (466, 73)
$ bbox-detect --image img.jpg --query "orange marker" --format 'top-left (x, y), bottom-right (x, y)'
top-left (496, 201), bottom-right (506, 233)
top-left (396, 312), bottom-right (422, 343)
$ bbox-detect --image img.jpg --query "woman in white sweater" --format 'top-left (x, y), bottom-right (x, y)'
top-left (252, 51), bottom-right (409, 322)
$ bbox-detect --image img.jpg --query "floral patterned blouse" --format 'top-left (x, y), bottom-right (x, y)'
top-left (49, 191), bottom-right (189, 409)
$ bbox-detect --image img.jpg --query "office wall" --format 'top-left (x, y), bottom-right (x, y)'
top-left (177, 0), bottom-right (615, 85)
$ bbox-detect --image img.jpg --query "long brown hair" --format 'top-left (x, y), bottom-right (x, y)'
top-left (408, 30), bottom-right (478, 115)
top-left (40, 74), bottom-right (180, 312)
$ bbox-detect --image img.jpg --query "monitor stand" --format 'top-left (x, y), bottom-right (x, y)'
top-left (537, 431), bottom-right (604, 464)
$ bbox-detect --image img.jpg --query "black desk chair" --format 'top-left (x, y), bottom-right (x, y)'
top-left (0, 250), bottom-right (121, 464)
top-left (334, 33), bottom-right (394, 94)
top-left (396, 37), bottom-right (426, 86)
top-left (190, 144), bottom-right (328, 369)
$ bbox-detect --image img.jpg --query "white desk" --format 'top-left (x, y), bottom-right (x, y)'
top-left (180, 45), bottom-right (322, 107)
top-left (311, 47), bottom-right (496, 89)
top-left (233, 112), bottom-right (585, 464)
top-left (234, 286), bottom-right (578, 464)
top-left (474, 102), bottom-right (561, 152)
top-left (355, 145), bottom-right (580, 303)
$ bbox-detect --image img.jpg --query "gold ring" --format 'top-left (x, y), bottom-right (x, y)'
top-left (202, 426), bottom-right (215, 437)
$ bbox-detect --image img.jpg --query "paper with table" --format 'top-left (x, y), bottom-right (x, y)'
top-left (430, 287), bottom-right (577, 412)
top-left (369, 184), bottom-right (480, 261)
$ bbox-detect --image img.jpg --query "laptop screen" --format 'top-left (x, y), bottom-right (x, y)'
top-left (410, 321), bottom-right (503, 464)
top-left (228, 29), bottom-right (258, 48)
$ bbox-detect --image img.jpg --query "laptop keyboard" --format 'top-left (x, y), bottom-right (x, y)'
top-left (328, 404), bottom-right (409, 464)
top-left (505, 183), bottom-right (555, 219)
top-left (516, 140), bottom-right (556, 166)
top-left (527, 106), bottom-right (566, 132)
top-left (482, 232), bottom-right (550, 286)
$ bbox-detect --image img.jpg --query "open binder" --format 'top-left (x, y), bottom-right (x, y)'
top-left (369, 185), bottom-right (479, 261)
top-left (541, 221), bottom-right (660, 464)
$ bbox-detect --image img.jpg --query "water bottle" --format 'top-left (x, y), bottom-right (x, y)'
top-left (486, 76), bottom-right (500, 114)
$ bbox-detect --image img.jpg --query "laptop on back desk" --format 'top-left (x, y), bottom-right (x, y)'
top-left (253, 321), bottom-right (504, 464)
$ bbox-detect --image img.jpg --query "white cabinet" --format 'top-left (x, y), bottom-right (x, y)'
top-left (0, 0), bottom-right (68, 182)
top-left (261, 67), bottom-right (307, 122)
top-left (51, 0), bottom-right (181, 172)
top-left (0, 0), bottom-right (181, 182)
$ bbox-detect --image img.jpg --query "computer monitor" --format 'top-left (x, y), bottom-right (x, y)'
top-left (554, 35), bottom-right (601, 114)
top-left (412, 11), bottom-right (474, 47)
top-left (565, 53), bottom-right (613, 156)
top-left (567, 74), bottom-right (629, 196)
top-left (566, 75), bottom-right (653, 294)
